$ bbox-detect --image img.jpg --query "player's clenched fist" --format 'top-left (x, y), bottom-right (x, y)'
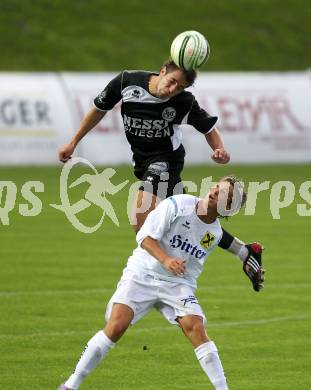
top-left (58, 142), bottom-right (76, 163)
top-left (163, 256), bottom-right (186, 276)
top-left (211, 148), bottom-right (230, 164)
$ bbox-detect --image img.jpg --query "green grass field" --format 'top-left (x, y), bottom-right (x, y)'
top-left (1, 0), bottom-right (310, 71)
top-left (0, 164), bottom-right (311, 389)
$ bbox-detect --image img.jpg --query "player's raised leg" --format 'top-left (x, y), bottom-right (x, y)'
top-left (59, 303), bottom-right (133, 390)
top-left (130, 161), bottom-right (184, 232)
top-left (131, 189), bottom-right (160, 232)
top-left (178, 315), bottom-right (229, 390)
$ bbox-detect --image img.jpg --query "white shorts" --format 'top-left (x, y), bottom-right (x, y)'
top-left (105, 269), bottom-right (206, 326)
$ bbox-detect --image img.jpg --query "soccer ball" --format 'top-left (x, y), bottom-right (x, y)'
top-left (170, 30), bottom-right (210, 71)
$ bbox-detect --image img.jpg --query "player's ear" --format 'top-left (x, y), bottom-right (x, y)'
top-left (159, 67), bottom-right (167, 76)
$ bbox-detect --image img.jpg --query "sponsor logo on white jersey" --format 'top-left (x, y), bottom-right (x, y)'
top-left (200, 232), bottom-right (215, 248)
top-left (170, 234), bottom-right (206, 259)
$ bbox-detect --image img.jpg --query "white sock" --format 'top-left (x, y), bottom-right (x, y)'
top-left (227, 237), bottom-right (248, 262)
top-left (64, 330), bottom-right (115, 389)
top-left (195, 341), bottom-right (229, 390)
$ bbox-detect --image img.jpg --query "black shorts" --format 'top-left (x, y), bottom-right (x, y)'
top-left (137, 161), bottom-right (185, 198)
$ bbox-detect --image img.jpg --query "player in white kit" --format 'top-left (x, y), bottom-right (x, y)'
top-left (58, 176), bottom-right (264, 390)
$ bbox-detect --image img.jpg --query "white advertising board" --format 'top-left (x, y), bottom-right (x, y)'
top-left (0, 71), bottom-right (310, 165)
top-left (184, 72), bottom-right (311, 163)
top-left (0, 73), bottom-right (74, 165)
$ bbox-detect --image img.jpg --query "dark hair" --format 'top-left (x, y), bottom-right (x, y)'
top-left (161, 59), bottom-right (197, 87)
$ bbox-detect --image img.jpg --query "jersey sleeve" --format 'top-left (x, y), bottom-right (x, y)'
top-left (93, 72), bottom-right (123, 111)
top-left (187, 98), bottom-right (218, 134)
top-left (136, 197), bottom-right (178, 246)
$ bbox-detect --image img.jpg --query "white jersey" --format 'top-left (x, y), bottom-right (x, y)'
top-left (126, 194), bottom-right (223, 288)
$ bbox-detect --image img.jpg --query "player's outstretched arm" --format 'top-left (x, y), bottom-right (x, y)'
top-left (141, 236), bottom-right (186, 276)
top-left (222, 236), bottom-right (265, 292)
top-left (58, 107), bottom-right (107, 163)
top-left (228, 239), bottom-right (266, 292)
top-left (205, 128), bottom-right (230, 164)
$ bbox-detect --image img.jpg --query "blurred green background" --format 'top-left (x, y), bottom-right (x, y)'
top-left (0, 0), bottom-right (310, 71)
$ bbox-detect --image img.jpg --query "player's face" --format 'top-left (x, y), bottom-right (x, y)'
top-left (207, 181), bottom-right (233, 213)
top-left (155, 69), bottom-right (189, 98)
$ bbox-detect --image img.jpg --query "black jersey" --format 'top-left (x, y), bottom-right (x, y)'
top-left (93, 71), bottom-right (217, 168)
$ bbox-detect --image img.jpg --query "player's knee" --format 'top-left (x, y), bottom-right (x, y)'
top-left (182, 318), bottom-right (205, 337)
top-left (182, 319), bottom-right (208, 344)
top-left (190, 320), bottom-right (205, 337)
